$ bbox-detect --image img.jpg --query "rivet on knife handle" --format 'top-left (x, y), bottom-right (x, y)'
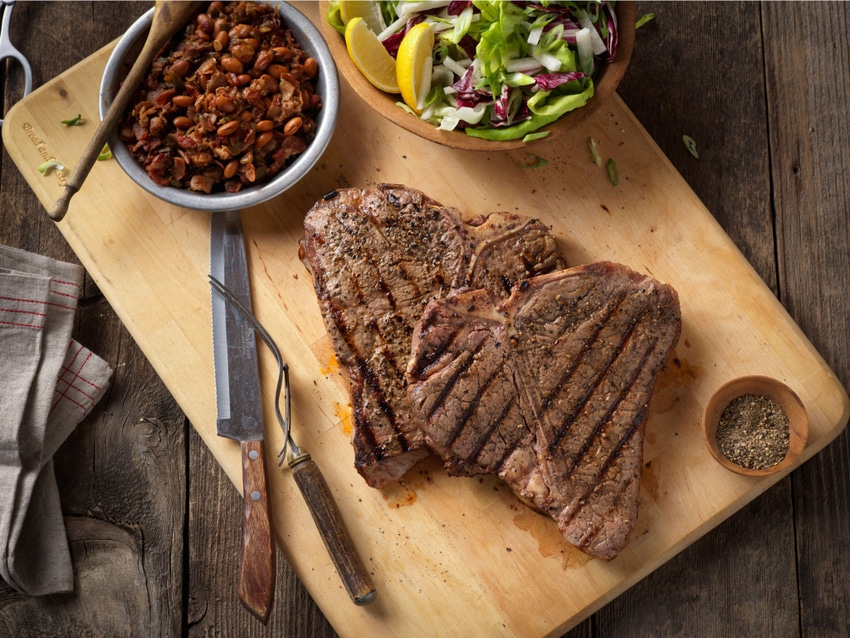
top-left (289, 451), bottom-right (377, 606)
top-left (238, 439), bottom-right (276, 622)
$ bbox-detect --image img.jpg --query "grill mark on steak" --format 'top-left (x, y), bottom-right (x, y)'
top-left (301, 184), bottom-right (566, 487)
top-left (548, 298), bottom-right (647, 454)
top-left (426, 339), bottom-right (485, 420)
top-left (560, 337), bottom-right (656, 481)
top-left (542, 290), bottom-right (629, 447)
top-left (541, 287), bottom-right (627, 405)
top-left (407, 262), bottom-right (681, 559)
top-left (444, 361), bottom-right (503, 451)
top-left (576, 473), bottom-right (639, 553)
top-left (476, 395), bottom-right (520, 468)
top-left (350, 355), bottom-right (407, 459)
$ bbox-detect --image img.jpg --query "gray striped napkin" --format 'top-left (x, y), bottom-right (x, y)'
top-left (0, 244), bottom-right (113, 596)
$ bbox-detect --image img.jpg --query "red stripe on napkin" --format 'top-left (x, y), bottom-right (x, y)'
top-left (50, 345), bottom-right (102, 413)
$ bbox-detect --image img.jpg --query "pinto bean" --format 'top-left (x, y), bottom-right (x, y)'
top-left (254, 49), bottom-right (273, 72)
top-left (266, 64), bottom-right (286, 80)
top-left (170, 58), bottom-right (190, 77)
top-left (172, 94), bottom-right (194, 108)
top-left (283, 116), bottom-right (303, 136)
top-left (214, 94), bottom-right (237, 113)
top-left (213, 30), bottom-right (229, 51)
top-left (220, 56), bottom-right (243, 74)
top-left (196, 12), bottom-right (213, 33)
top-left (223, 159), bottom-right (239, 179)
top-left (303, 57), bottom-right (318, 80)
top-left (217, 120), bottom-right (239, 136)
top-left (255, 131), bottom-right (274, 148)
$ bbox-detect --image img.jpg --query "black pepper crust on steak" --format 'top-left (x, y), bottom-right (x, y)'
top-left (299, 184), bottom-right (567, 488)
top-left (406, 262), bottom-right (681, 560)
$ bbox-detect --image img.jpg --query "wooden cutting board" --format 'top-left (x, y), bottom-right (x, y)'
top-left (4, 5), bottom-right (848, 635)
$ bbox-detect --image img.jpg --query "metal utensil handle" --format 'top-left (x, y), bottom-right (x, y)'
top-left (238, 439), bottom-right (276, 623)
top-left (289, 452), bottom-right (377, 606)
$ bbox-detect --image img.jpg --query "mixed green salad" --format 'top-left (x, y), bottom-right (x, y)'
top-left (328, 0), bottom-right (620, 141)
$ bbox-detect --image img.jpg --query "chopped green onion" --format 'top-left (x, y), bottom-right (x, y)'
top-left (97, 144), bottom-right (112, 161)
top-left (38, 160), bottom-right (65, 175)
top-left (606, 158), bottom-right (619, 186)
top-left (588, 137), bottom-right (602, 166)
top-left (683, 134), bottom-right (699, 158)
top-left (520, 153), bottom-right (548, 169)
top-left (636, 14), bottom-right (655, 29)
top-left (61, 114), bottom-right (83, 126)
top-left (522, 131), bottom-right (550, 143)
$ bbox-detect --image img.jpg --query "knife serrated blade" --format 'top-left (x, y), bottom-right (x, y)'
top-left (210, 210), bottom-right (275, 623)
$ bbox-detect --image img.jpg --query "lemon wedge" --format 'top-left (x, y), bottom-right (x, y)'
top-left (339, 0), bottom-right (386, 33)
top-left (345, 17), bottom-right (400, 94)
top-left (396, 22), bottom-right (435, 113)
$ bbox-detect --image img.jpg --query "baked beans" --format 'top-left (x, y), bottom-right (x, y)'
top-left (120, 1), bottom-right (322, 194)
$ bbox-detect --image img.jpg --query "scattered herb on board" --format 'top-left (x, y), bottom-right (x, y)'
top-left (61, 114), bottom-right (84, 126)
top-left (683, 134), bottom-right (699, 158)
top-left (519, 153), bottom-right (548, 169)
top-left (606, 158), bottom-right (620, 186)
top-left (636, 13), bottom-right (655, 29)
top-left (38, 160), bottom-right (65, 175)
top-left (715, 394), bottom-right (790, 469)
top-left (588, 137), bottom-right (602, 166)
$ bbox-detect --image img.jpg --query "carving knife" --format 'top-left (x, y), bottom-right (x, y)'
top-left (210, 210), bottom-right (275, 623)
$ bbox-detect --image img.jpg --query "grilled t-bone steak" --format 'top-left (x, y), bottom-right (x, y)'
top-left (406, 262), bottom-right (681, 559)
top-left (300, 184), bottom-right (566, 488)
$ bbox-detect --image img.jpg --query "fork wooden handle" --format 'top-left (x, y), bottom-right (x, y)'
top-left (290, 451), bottom-right (377, 605)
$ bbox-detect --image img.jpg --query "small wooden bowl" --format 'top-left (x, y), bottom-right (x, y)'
top-left (318, 1), bottom-right (636, 151)
top-left (702, 376), bottom-right (809, 477)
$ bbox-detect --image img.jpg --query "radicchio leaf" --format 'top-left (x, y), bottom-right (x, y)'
top-left (534, 71), bottom-right (587, 91)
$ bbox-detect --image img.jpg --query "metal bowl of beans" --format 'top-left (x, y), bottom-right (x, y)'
top-left (100, 1), bottom-right (339, 212)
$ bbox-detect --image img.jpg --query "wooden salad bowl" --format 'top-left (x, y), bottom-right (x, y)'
top-left (317, 1), bottom-right (636, 151)
top-left (702, 375), bottom-right (809, 477)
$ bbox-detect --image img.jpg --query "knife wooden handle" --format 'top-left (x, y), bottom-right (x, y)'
top-left (238, 439), bottom-right (276, 623)
top-left (290, 452), bottom-right (377, 606)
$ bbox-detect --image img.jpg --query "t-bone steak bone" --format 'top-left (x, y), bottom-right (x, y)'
top-left (406, 262), bottom-right (681, 559)
top-left (300, 184), bottom-right (566, 488)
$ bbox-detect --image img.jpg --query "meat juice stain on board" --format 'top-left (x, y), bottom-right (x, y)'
top-left (381, 482), bottom-right (418, 509)
top-left (333, 401), bottom-right (353, 436)
top-left (379, 457), bottom-right (441, 508)
top-left (640, 459), bottom-right (660, 504)
top-left (510, 505), bottom-right (591, 570)
top-left (649, 347), bottom-right (704, 418)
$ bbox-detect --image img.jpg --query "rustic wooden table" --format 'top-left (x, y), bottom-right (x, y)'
top-left (1, 2), bottom-right (848, 636)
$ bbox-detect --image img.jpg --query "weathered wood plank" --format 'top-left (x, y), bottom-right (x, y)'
top-left (0, 3), bottom-right (185, 636)
top-left (761, 2), bottom-right (850, 636)
top-left (187, 428), bottom-right (338, 637)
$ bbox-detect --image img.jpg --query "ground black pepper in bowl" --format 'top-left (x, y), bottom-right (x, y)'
top-left (715, 394), bottom-right (790, 470)
top-left (702, 375), bottom-right (808, 477)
